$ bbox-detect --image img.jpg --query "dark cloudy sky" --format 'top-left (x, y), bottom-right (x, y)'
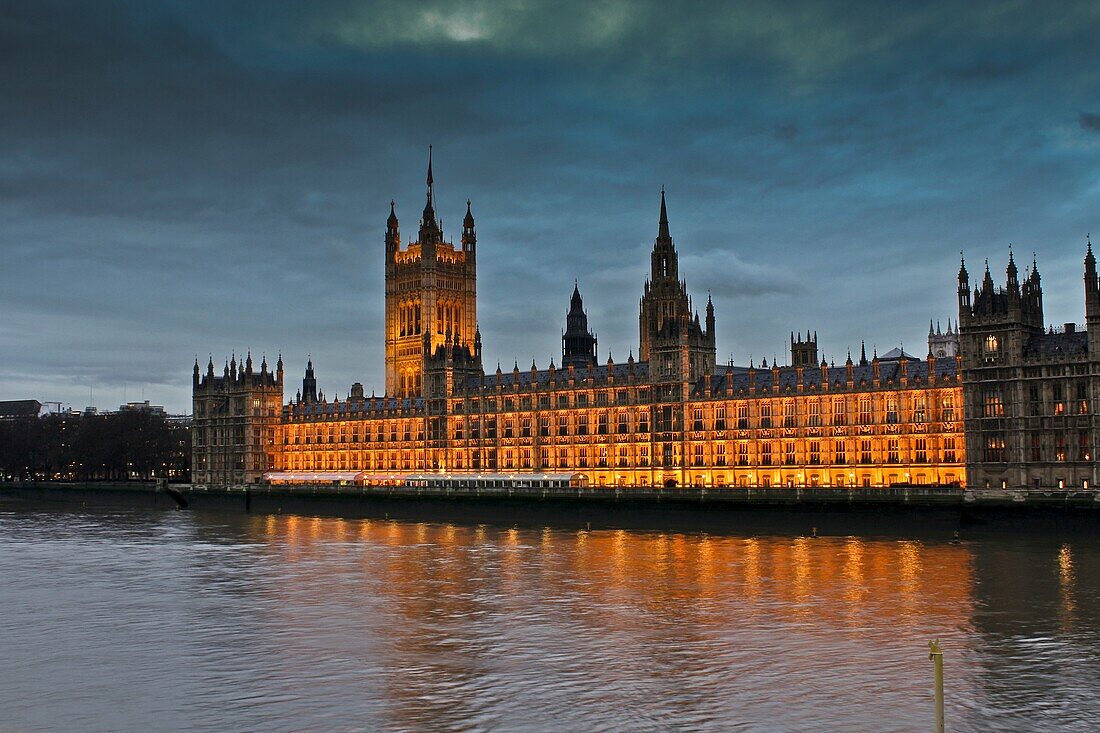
top-left (4, 1), bottom-right (1100, 413)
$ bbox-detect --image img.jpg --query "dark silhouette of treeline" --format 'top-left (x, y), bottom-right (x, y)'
top-left (0, 411), bottom-right (190, 481)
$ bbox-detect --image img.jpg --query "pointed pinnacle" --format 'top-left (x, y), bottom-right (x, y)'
top-left (658, 187), bottom-right (670, 239)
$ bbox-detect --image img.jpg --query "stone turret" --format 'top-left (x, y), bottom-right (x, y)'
top-left (639, 189), bottom-right (716, 382)
top-left (928, 319), bottom-right (959, 358)
top-left (791, 330), bottom-right (818, 367)
top-left (562, 281), bottom-right (598, 369)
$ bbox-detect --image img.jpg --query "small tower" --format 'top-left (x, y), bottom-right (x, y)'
top-left (302, 358), bottom-right (318, 403)
top-left (928, 319), bottom-right (959, 358)
top-left (790, 330), bottom-right (818, 367)
top-left (958, 249), bottom-right (1044, 370)
top-left (562, 281), bottom-right (598, 369)
top-left (461, 199), bottom-right (476, 252)
top-left (1084, 235), bottom-right (1100, 355)
top-left (705, 293), bottom-right (716, 348)
top-left (385, 200), bottom-right (399, 254)
top-left (957, 254), bottom-right (971, 322)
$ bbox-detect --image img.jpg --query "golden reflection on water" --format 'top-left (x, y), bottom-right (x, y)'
top-left (248, 515), bottom-right (979, 637)
top-left (843, 538), bottom-right (865, 608)
top-left (84, 510), bottom-right (1100, 732)
top-left (8, 509), bottom-right (1100, 733)
top-left (1059, 543), bottom-right (1076, 622)
top-left (743, 537), bottom-right (761, 604)
top-left (791, 537), bottom-right (811, 612)
top-left (897, 540), bottom-right (923, 625)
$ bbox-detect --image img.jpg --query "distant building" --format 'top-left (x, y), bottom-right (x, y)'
top-left (0, 400), bottom-right (46, 421)
top-left (928, 321), bottom-right (960, 358)
top-left (118, 401), bottom-right (166, 415)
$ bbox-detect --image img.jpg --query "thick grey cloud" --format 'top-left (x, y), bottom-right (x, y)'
top-left (2, 0), bottom-right (1099, 411)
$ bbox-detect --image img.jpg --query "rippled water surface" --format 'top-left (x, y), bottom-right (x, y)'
top-left (1, 504), bottom-right (1098, 732)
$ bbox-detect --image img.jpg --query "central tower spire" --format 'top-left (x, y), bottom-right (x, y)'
top-left (422, 145), bottom-right (437, 230)
top-left (638, 188), bottom-right (715, 376)
top-left (386, 149), bottom-right (479, 398)
top-left (651, 187), bottom-right (678, 281)
top-left (658, 186), bottom-right (671, 241)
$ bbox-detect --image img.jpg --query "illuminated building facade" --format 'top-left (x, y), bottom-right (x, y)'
top-left (192, 154), bottom-right (975, 488)
top-left (385, 147), bottom-right (479, 399)
top-left (273, 342), bottom-right (965, 489)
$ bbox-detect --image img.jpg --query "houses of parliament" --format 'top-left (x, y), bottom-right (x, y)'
top-left (191, 153), bottom-right (1099, 491)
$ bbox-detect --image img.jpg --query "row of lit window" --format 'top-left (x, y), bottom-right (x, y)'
top-left (448, 388), bottom-right (958, 414)
top-left (983, 431), bottom-right (1093, 462)
top-left (194, 398), bottom-right (280, 419)
top-left (279, 402), bottom-right (958, 444)
top-left (984, 395), bottom-right (1092, 418)
top-left (284, 436), bottom-right (960, 471)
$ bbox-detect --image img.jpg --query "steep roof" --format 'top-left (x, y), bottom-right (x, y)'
top-left (1023, 330), bottom-right (1088, 359)
top-left (878, 347), bottom-right (921, 361)
top-left (463, 362), bottom-right (650, 391)
top-left (692, 358), bottom-right (959, 398)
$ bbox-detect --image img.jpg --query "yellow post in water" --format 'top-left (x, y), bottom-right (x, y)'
top-left (929, 639), bottom-right (945, 733)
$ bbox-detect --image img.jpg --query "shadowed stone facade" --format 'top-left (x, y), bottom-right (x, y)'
top-left (959, 241), bottom-right (1100, 489)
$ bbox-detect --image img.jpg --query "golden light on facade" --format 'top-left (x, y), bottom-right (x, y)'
top-left (191, 158), bottom-right (972, 490)
top-left (269, 381), bottom-right (966, 489)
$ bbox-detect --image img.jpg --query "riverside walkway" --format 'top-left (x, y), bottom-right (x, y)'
top-left (6, 480), bottom-right (1100, 510)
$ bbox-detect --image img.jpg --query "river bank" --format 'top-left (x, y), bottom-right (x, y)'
top-left (3, 481), bottom-right (1098, 536)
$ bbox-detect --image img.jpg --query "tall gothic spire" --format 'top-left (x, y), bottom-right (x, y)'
top-left (650, 188), bottom-right (678, 282)
top-left (422, 145), bottom-right (437, 227)
top-left (461, 198), bottom-right (476, 250)
top-left (658, 186), bottom-right (670, 241)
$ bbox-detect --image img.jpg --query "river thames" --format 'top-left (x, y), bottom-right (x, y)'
top-left (1, 504), bottom-right (1097, 732)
